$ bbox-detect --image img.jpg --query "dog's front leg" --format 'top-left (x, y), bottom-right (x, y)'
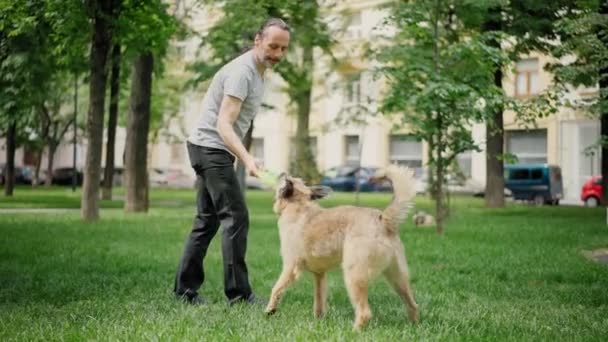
top-left (265, 265), bottom-right (298, 315)
top-left (313, 272), bottom-right (328, 318)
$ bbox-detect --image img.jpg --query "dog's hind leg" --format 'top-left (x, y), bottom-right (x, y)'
top-left (313, 272), bottom-right (328, 318)
top-left (384, 251), bottom-right (419, 324)
top-left (343, 266), bottom-right (372, 331)
top-left (265, 264), bottom-right (299, 315)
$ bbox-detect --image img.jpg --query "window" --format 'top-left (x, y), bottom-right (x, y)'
top-left (250, 138), bottom-right (264, 164)
top-left (344, 74), bottom-right (362, 105)
top-left (345, 135), bottom-right (360, 165)
top-left (530, 169), bottom-right (543, 180)
top-left (389, 135), bottom-right (422, 175)
top-left (509, 169), bottom-right (530, 180)
top-left (506, 129), bottom-right (547, 164)
top-left (345, 11), bottom-right (362, 39)
top-left (515, 58), bottom-right (540, 97)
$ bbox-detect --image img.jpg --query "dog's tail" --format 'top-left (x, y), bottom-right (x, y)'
top-left (375, 165), bottom-right (416, 234)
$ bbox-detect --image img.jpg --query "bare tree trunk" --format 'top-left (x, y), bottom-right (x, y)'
top-left (124, 53), bottom-right (154, 213)
top-left (81, 0), bottom-right (113, 221)
top-left (102, 43), bottom-right (121, 200)
top-left (4, 120), bottom-right (16, 196)
top-left (293, 44), bottom-right (320, 184)
top-left (483, 7), bottom-right (505, 208)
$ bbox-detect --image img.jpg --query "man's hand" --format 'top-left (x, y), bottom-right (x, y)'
top-left (244, 155), bottom-right (263, 178)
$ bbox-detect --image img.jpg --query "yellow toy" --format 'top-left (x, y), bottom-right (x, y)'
top-left (259, 170), bottom-right (279, 189)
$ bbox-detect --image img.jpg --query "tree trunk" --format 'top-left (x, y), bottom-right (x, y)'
top-left (124, 53), bottom-right (154, 213)
top-left (81, 0), bottom-right (113, 221)
top-left (4, 120), bottom-right (16, 196)
top-left (435, 118), bottom-right (445, 235)
top-left (427, 137), bottom-right (436, 199)
top-left (38, 105), bottom-right (51, 187)
top-left (293, 45), bottom-right (320, 184)
top-left (45, 143), bottom-right (57, 187)
top-left (102, 43), bottom-right (121, 200)
top-left (483, 7), bottom-right (505, 208)
top-left (33, 150), bottom-right (42, 187)
top-left (485, 68), bottom-right (505, 208)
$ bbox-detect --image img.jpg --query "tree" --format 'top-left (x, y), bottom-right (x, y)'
top-left (550, 0), bottom-right (608, 208)
top-left (118, 0), bottom-right (177, 212)
top-left (81, 0), bottom-right (114, 221)
top-left (0, 0), bottom-right (55, 195)
top-left (38, 78), bottom-right (76, 186)
top-left (376, 0), bottom-right (509, 234)
top-left (190, 0), bottom-right (334, 183)
top-left (481, 3), bottom-right (505, 208)
top-left (124, 53), bottom-right (154, 212)
top-left (480, 0), bottom-right (578, 208)
top-left (1, 0), bottom-right (89, 195)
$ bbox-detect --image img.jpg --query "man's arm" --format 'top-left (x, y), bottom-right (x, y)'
top-left (217, 94), bottom-right (261, 177)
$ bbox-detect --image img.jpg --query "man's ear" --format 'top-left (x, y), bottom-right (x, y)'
top-left (310, 185), bottom-right (332, 200)
top-left (278, 175), bottom-right (294, 199)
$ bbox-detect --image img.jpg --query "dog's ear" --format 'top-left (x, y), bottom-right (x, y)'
top-left (278, 176), bottom-right (294, 199)
top-left (310, 185), bottom-right (332, 200)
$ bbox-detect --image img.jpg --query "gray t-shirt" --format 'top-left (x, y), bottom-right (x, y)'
top-left (188, 50), bottom-right (264, 152)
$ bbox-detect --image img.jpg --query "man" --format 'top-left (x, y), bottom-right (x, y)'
top-left (174, 18), bottom-right (291, 305)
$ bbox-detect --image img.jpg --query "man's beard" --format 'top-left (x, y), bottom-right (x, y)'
top-left (264, 57), bottom-right (279, 68)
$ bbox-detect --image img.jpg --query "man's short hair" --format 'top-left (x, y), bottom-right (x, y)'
top-left (257, 18), bottom-right (291, 37)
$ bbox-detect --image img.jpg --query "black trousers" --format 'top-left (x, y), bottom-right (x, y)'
top-left (174, 142), bottom-right (252, 300)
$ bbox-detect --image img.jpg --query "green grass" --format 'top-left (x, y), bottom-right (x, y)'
top-left (1, 187), bottom-right (607, 341)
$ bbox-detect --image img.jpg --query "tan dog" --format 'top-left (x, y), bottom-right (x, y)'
top-left (265, 165), bottom-right (419, 330)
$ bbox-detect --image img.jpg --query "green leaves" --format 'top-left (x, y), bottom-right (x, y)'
top-left (116, 0), bottom-right (178, 60)
top-left (549, 1), bottom-right (608, 117)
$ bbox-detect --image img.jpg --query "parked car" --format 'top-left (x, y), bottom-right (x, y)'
top-left (100, 167), bottom-right (124, 186)
top-left (51, 167), bottom-right (83, 186)
top-left (321, 166), bottom-right (385, 192)
top-left (0, 164), bottom-right (46, 185)
top-left (414, 173), bottom-right (485, 196)
top-left (1, 164), bottom-right (22, 185)
top-left (149, 168), bottom-right (196, 188)
top-left (504, 164), bottom-right (563, 205)
top-left (20, 166), bottom-right (46, 185)
top-left (581, 175), bottom-right (602, 207)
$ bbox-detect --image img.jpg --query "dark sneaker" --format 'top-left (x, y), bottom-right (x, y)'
top-left (228, 293), bottom-right (268, 307)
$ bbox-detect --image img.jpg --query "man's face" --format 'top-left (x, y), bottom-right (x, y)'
top-left (254, 26), bottom-right (290, 68)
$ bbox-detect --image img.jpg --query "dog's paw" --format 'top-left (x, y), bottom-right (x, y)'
top-left (264, 307), bottom-right (277, 316)
top-left (409, 310), bottom-right (419, 324)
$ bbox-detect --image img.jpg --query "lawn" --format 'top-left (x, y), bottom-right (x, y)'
top-left (1, 186), bottom-right (607, 341)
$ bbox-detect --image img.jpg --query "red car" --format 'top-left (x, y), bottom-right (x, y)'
top-left (581, 176), bottom-right (602, 207)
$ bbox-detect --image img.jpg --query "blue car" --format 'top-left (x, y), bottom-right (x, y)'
top-left (321, 166), bottom-right (388, 192)
top-left (504, 164), bottom-right (563, 205)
